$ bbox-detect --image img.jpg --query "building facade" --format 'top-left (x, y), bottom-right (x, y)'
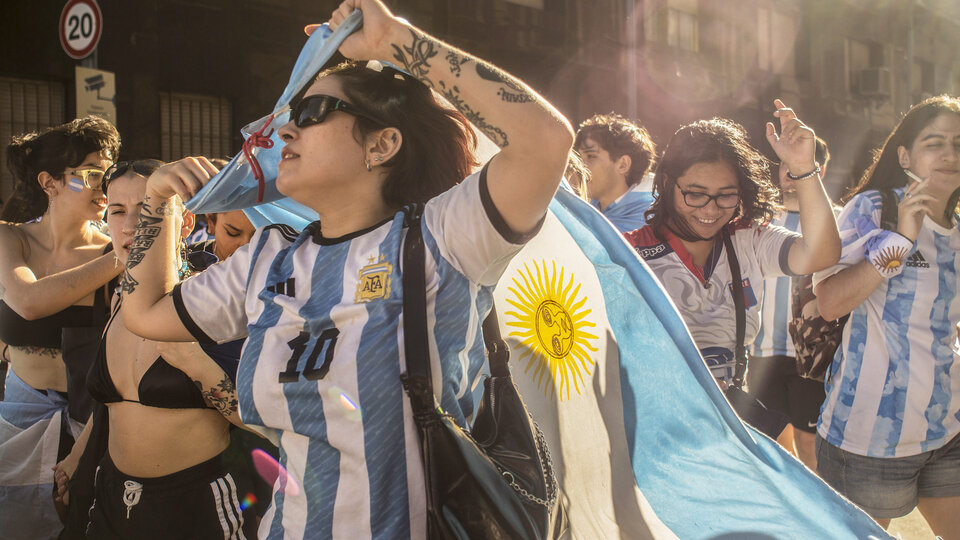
top-left (2, 0), bottom-right (958, 201)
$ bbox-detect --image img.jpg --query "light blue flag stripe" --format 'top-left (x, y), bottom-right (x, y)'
top-left (545, 187), bottom-right (888, 539)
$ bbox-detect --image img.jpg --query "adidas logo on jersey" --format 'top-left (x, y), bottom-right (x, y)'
top-left (905, 251), bottom-right (930, 269)
top-left (267, 277), bottom-right (297, 297)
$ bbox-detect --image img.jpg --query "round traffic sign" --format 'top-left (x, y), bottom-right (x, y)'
top-left (59, 0), bottom-right (102, 60)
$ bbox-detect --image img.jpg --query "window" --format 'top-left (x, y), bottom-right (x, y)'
top-left (159, 92), bottom-right (233, 162)
top-left (667, 8), bottom-right (698, 52)
top-left (0, 77), bottom-right (66, 202)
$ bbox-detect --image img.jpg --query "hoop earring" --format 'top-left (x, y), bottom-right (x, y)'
top-left (365, 160), bottom-right (372, 172)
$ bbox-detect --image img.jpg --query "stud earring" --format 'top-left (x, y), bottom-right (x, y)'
top-left (374, 156), bottom-right (383, 162)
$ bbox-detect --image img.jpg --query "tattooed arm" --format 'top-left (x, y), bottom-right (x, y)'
top-left (327, 0), bottom-right (574, 235)
top-left (121, 158), bottom-right (218, 342)
top-left (155, 341), bottom-right (245, 428)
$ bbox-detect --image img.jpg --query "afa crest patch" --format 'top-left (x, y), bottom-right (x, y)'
top-left (356, 255), bottom-right (392, 303)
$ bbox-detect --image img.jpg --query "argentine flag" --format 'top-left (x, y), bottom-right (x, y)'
top-left (492, 187), bottom-right (890, 539)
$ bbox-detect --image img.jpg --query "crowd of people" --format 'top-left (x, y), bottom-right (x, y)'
top-left (0, 0), bottom-right (958, 538)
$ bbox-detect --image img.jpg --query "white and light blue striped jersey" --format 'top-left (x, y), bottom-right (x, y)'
top-left (751, 211), bottom-right (801, 358)
top-left (626, 222), bottom-right (799, 382)
top-left (173, 168), bottom-right (533, 539)
top-left (813, 188), bottom-right (960, 457)
top-left (591, 183), bottom-right (654, 233)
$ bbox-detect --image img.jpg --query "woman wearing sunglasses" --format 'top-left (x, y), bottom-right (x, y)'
top-left (120, 0), bottom-right (573, 537)
top-left (0, 116), bottom-right (121, 539)
top-left (624, 104), bottom-right (839, 407)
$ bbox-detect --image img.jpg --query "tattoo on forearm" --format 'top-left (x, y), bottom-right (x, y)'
top-left (126, 202), bottom-right (163, 271)
top-left (446, 51), bottom-right (470, 78)
top-left (390, 29), bottom-right (438, 82)
top-left (392, 29), bottom-right (510, 148)
top-left (497, 88), bottom-right (535, 103)
top-left (196, 376), bottom-right (239, 418)
top-left (117, 270), bottom-right (139, 295)
top-left (475, 64), bottom-right (522, 91)
top-left (438, 81), bottom-right (509, 146)
top-left (154, 202), bottom-right (177, 216)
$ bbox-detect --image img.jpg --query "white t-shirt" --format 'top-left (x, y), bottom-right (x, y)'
top-left (813, 188), bottom-right (960, 457)
top-left (626, 223), bottom-right (798, 382)
top-left (173, 167), bottom-right (535, 539)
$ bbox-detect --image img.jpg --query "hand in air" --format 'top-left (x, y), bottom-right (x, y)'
top-left (304, 0), bottom-right (401, 61)
top-left (146, 157), bottom-right (219, 202)
top-left (897, 174), bottom-right (937, 241)
top-left (765, 99), bottom-right (818, 180)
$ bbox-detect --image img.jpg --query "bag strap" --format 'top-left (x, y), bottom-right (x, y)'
top-left (878, 188), bottom-right (899, 231)
top-left (401, 206), bottom-right (510, 392)
top-left (722, 230), bottom-right (747, 389)
top-left (401, 205), bottom-right (432, 383)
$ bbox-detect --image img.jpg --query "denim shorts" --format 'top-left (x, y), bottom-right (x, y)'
top-left (815, 433), bottom-right (960, 519)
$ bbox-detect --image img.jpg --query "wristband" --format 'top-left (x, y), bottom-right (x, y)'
top-left (786, 162), bottom-right (821, 181)
top-left (865, 230), bottom-right (914, 278)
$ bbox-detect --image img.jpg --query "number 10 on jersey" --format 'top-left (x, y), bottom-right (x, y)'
top-left (278, 328), bottom-right (340, 383)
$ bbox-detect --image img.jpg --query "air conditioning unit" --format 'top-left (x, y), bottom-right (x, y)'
top-left (859, 67), bottom-right (891, 97)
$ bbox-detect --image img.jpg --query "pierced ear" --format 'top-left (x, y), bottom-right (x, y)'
top-left (180, 210), bottom-right (196, 240)
top-left (366, 127), bottom-right (403, 166)
top-left (897, 145), bottom-right (910, 169)
top-left (615, 155), bottom-right (632, 176)
top-left (37, 171), bottom-right (59, 197)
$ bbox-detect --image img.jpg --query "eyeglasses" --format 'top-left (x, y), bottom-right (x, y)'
top-left (290, 95), bottom-right (385, 129)
top-left (676, 186), bottom-right (740, 209)
top-left (64, 168), bottom-right (106, 191)
top-left (102, 160), bottom-right (164, 194)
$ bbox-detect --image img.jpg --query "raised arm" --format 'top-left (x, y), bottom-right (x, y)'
top-left (326, 0), bottom-right (574, 234)
top-left (0, 226), bottom-right (120, 319)
top-left (121, 158), bottom-right (218, 342)
top-left (765, 99), bottom-right (840, 275)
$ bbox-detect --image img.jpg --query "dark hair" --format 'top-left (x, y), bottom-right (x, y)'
top-left (814, 136), bottom-right (831, 170)
top-left (315, 61), bottom-right (477, 208)
top-left (574, 113), bottom-right (656, 187)
top-left (644, 118), bottom-right (780, 236)
top-left (102, 159), bottom-right (164, 197)
top-left (2, 116), bottom-right (121, 222)
top-left (846, 94), bottom-right (960, 203)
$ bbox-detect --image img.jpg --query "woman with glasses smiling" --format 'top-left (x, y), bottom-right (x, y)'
top-left (118, 0), bottom-right (573, 536)
top-left (625, 103), bottom-right (839, 398)
top-left (0, 116), bottom-right (121, 539)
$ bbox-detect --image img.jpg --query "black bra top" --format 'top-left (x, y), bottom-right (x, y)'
top-left (0, 301), bottom-right (96, 349)
top-left (0, 245), bottom-right (114, 349)
top-left (86, 300), bottom-right (209, 410)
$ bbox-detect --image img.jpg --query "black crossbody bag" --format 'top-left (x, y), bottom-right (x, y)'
top-left (399, 206), bottom-right (564, 539)
top-left (722, 231), bottom-right (791, 439)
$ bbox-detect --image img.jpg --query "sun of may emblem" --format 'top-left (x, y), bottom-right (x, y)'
top-left (504, 260), bottom-right (598, 400)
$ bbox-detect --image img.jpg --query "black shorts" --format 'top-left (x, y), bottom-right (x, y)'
top-left (85, 452), bottom-right (253, 539)
top-left (746, 355), bottom-right (825, 433)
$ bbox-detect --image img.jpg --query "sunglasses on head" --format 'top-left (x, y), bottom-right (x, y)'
top-left (102, 159), bottom-right (165, 194)
top-left (290, 95), bottom-right (385, 129)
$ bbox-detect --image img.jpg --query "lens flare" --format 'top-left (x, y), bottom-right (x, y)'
top-left (326, 387), bottom-right (362, 421)
top-left (239, 493), bottom-right (257, 511)
top-left (251, 448), bottom-right (301, 497)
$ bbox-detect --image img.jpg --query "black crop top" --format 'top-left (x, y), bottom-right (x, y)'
top-left (0, 301), bottom-right (95, 349)
top-left (86, 302), bottom-right (209, 410)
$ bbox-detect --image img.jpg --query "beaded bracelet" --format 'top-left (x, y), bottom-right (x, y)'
top-left (786, 162), bottom-right (821, 181)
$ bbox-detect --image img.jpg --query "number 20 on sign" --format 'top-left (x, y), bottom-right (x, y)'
top-left (59, 0), bottom-right (102, 60)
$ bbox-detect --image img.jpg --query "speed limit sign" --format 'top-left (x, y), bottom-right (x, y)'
top-left (59, 0), bottom-right (102, 60)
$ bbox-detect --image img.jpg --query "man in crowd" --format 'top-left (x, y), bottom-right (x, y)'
top-left (574, 113), bottom-right (657, 232)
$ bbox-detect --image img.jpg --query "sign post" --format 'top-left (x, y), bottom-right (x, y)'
top-left (75, 66), bottom-right (116, 124)
top-left (59, 0), bottom-right (102, 60)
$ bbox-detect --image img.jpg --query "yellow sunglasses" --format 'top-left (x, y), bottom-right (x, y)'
top-left (64, 168), bottom-right (107, 191)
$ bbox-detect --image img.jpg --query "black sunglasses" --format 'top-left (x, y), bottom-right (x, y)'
top-left (291, 95), bottom-right (385, 129)
top-left (103, 159), bottom-right (164, 194)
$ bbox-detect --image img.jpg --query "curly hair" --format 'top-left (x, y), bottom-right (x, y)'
top-left (644, 118), bottom-right (780, 238)
top-left (845, 94), bottom-right (960, 204)
top-left (2, 116), bottom-right (121, 222)
top-left (574, 113), bottom-right (656, 187)
top-left (313, 61), bottom-right (478, 209)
